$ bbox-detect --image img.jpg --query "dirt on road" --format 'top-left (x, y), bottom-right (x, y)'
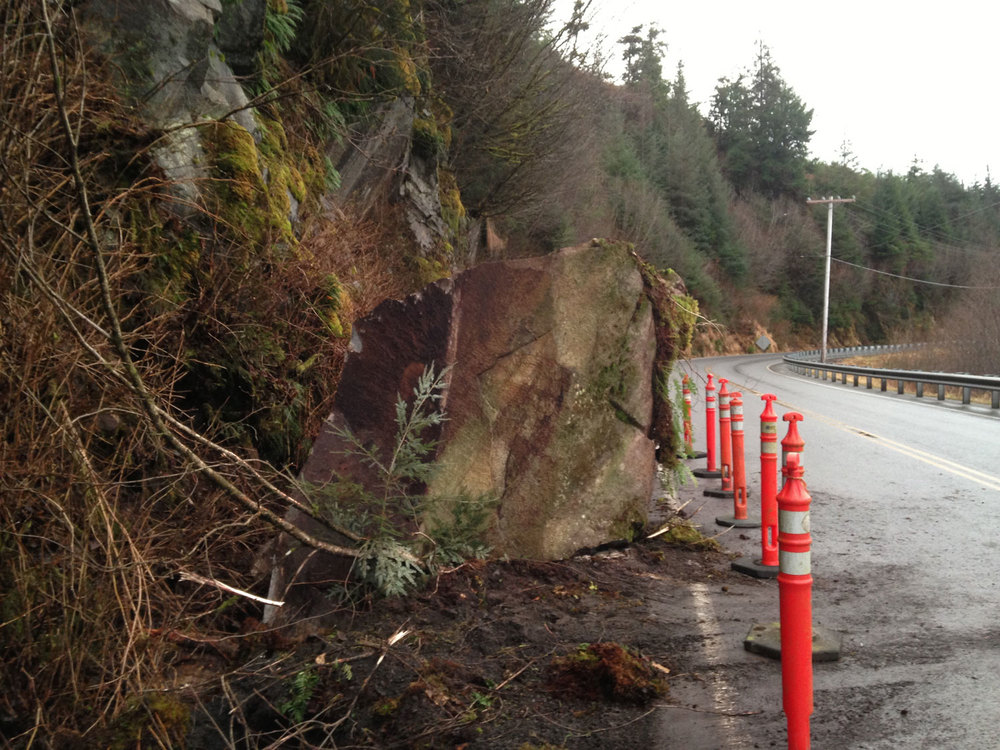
top-left (173, 471), bottom-right (799, 749)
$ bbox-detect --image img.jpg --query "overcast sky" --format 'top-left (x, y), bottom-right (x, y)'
top-left (552, 1), bottom-right (997, 186)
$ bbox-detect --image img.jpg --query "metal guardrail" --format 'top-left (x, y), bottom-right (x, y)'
top-left (782, 345), bottom-right (1000, 410)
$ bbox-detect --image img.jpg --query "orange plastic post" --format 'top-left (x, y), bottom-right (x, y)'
top-left (777, 452), bottom-right (813, 750)
top-left (716, 393), bottom-right (759, 527)
top-left (759, 394), bottom-right (779, 568)
top-left (781, 412), bottom-right (805, 478)
top-left (704, 374), bottom-right (718, 473)
top-left (730, 393), bottom-right (748, 519)
top-left (718, 379), bottom-right (733, 491)
top-left (682, 375), bottom-right (694, 455)
top-left (730, 394), bottom-right (775, 571)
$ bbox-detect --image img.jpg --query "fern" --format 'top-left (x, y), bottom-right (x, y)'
top-left (358, 538), bottom-right (423, 597)
top-left (279, 666), bottom-right (318, 724)
top-left (264, 0), bottom-right (304, 55)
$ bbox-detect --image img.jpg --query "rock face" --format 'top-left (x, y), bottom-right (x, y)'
top-left (81, 0), bottom-right (257, 214)
top-left (304, 240), bottom-right (662, 560)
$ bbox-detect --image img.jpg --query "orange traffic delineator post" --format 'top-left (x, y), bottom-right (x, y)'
top-left (693, 373), bottom-right (721, 478)
top-left (781, 411), bottom-right (804, 479)
top-left (680, 375), bottom-right (706, 459)
top-left (716, 392), bottom-right (759, 528)
top-left (732, 393), bottom-right (779, 577)
top-left (702, 378), bottom-right (732, 490)
top-left (718, 379), bottom-right (733, 490)
top-left (742, 419), bottom-right (841, 735)
top-left (777, 452), bottom-right (813, 750)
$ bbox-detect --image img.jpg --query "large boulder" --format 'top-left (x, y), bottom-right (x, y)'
top-left (304, 240), bottom-right (665, 561)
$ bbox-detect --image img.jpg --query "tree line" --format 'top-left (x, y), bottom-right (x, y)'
top-left (419, 3), bottom-right (999, 358)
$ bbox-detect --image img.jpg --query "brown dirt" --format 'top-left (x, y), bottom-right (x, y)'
top-left (177, 496), bottom-right (752, 749)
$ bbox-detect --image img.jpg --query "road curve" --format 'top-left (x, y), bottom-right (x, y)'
top-left (665, 353), bottom-right (1000, 748)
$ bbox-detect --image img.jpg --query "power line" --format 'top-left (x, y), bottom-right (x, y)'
top-left (847, 198), bottom-right (1000, 255)
top-left (829, 256), bottom-right (1000, 289)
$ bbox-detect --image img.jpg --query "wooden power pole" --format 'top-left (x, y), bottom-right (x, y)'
top-left (806, 196), bottom-right (855, 363)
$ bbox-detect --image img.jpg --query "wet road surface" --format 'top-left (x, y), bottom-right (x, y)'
top-left (655, 353), bottom-right (1000, 748)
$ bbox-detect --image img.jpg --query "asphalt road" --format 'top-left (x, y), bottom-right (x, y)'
top-left (655, 352), bottom-right (1000, 749)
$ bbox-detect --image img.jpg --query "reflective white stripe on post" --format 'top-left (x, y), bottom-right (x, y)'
top-left (762, 442), bottom-right (778, 454)
top-left (732, 419), bottom-right (743, 430)
top-left (783, 451), bottom-right (804, 469)
top-left (780, 550), bottom-right (811, 575)
top-left (779, 510), bottom-right (810, 535)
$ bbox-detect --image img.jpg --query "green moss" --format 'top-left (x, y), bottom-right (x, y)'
top-left (413, 115), bottom-right (445, 159)
top-left (106, 693), bottom-right (190, 750)
top-left (410, 254), bottom-right (451, 286)
top-left (373, 696), bottom-right (400, 718)
top-left (547, 642), bottom-right (666, 704)
top-left (319, 273), bottom-right (351, 338)
top-left (438, 168), bottom-right (466, 237)
top-left (207, 120), bottom-right (264, 202)
top-left (395, 47), bottom-right (422, 95)
top-left (288, 165), bottom-right (307, 202)
top-left (660, 519), bottom-right (721, 550)
top-left (131, 208), bottom-right (202, 313)
top-left (200, 119), bottom-right (304, 255)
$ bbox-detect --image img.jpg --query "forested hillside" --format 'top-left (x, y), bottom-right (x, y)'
top-left (1, 0), bottom-right (998, 745)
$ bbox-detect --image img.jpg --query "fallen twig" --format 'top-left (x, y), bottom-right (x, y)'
top-left (178, 570), bottom-right (284, 607)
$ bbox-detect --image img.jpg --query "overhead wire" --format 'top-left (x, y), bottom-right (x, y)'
top-left (827, 256), bottom-right (1000, 290)
top-left (800, 191), bottom-right (1000, 288)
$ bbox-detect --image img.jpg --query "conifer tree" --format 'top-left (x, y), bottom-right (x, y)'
top-left (709, 41), bottom-right (814, 198)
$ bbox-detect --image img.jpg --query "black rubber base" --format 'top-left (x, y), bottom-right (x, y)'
top-left (744, 622), bottom-right (842, 662)
top-left (693, 468), bottom-right (722, 479)
top-left (731, 558), bottom-right (779, 579)
top-left (703, 488), bottom-right (731, 498)
top-left (715, 515), bottom-right (761, 528)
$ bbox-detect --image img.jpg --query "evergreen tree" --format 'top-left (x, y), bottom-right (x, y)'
top-left (708, 42), bottom-right (814, 197)
top-left (618, 24), bottom-right (667, 87)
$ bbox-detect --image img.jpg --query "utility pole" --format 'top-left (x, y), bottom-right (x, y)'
top-left (806, 196), bottom-right (855, 363)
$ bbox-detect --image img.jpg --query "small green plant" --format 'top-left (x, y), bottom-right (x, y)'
top-left (335, 364), bottom-right (449, 524)
top-left (254, 0), bottom-right (305, 95)
top-left (279, 666), bottom-right (319, 724)
top-left (470, 691), bottom-right (494, 709)
top-left (421, 490), bottom-right (495, 567)
top-left (305, 364), bottom-right (492, 596)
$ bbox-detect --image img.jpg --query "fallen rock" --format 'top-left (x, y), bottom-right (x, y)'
top-left (304, 240), bottom-right (670, 561)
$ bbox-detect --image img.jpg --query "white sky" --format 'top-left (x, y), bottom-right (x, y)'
top-left (552, 0), bottom-right (997, 186)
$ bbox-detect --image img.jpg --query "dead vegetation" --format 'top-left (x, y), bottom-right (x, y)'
top-left (0, 4), bottom-right (429, 745)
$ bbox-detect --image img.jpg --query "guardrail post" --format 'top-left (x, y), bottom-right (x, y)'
top-left (782, 346), bottom-right (1000, 411)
